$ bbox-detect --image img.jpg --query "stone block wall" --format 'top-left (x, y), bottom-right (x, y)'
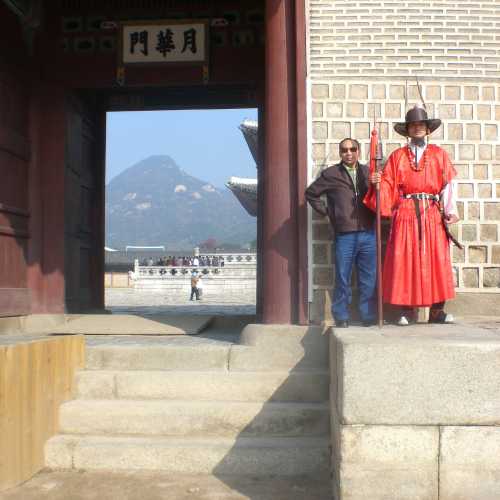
top-left (309, 0), bottom-right (500, 79)
top-left (307, 1), bottom-right (500, 322)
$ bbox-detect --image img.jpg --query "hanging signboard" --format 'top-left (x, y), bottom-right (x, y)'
top-left (119, 20), bottom-right (209, 65)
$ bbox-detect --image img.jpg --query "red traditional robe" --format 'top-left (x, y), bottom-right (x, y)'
top-left (364, 144), bottom-right (457, 306)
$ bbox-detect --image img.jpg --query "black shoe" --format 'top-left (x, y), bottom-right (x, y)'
top-left (428, 310), bottom-right (454, 324)
top-left (362, 319), bottom-right (377, 327)
top-left (336, 320), bottom-right (349, 328)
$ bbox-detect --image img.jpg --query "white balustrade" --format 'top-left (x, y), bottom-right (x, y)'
top-left (134, 254), bottom-right (257, 293)
top-left (132, 254), bottom-right (257, 290)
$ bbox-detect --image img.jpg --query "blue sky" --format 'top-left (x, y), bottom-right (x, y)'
top-left (106, 108), bottom-right (258, 187)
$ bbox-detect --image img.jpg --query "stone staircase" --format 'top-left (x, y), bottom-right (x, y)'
top-left (45, 324), bottom-right (331, 478)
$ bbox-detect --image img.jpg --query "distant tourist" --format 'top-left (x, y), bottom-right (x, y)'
top-left (193, 256), bottom-right (199, 266)
top-left (147, 257), bottom-right (154, 266)
top-left (220, 256), bottom-right (225, 267)
top-left (190, 272), bottom-right (199, 301)
top-left (197, 275), bottom-right (204, 299)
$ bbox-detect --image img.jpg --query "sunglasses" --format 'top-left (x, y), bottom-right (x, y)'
top-left (340, 147), bottom-right (358, 153)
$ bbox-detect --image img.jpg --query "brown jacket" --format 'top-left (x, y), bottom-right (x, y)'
top-left (305, 162), bottom-right (374, 233)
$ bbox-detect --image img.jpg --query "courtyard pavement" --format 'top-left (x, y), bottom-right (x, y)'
top-left (105, 288), bottom-right (256, 317)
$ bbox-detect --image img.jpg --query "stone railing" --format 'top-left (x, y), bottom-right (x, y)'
top-left (134, 265), bottom-right (256, 279)
top-left (201, 253), bottom-right (257, 266)
top-left (132, 257), bottom-right (256, 292)
top-left (134, 253), bottom-right (257, 270)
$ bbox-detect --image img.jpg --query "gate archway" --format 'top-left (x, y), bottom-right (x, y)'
top-left (0, 0), bottom-right (308, 324)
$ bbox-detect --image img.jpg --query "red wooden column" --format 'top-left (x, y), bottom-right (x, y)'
top-left (28, 83), bottom-right (68, 313)
top-left (262, 0), bottom-right (299, 324)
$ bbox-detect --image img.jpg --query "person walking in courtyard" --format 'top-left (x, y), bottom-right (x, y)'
top-left (190, 271), bottom-right (199, 301)
top-left (366, 105), bottom-right (460, 325)
top-left (306, 138), bottom-right (377, 328)
top-left (197, 274), bottom-right (204, 300)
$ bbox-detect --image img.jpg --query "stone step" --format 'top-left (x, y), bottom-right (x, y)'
top-left (85, 340), bottom-right (328, 372)
top-left (85, 343), bottom-right (232, 371)
top-left (58, 399), bottom-right (330, 438)
top-left (45, 435), bottom-right (330, 476)
top-left (75, 369), bottom-right (330, 402)
top-left (232, 324), bottom-right (329, 371)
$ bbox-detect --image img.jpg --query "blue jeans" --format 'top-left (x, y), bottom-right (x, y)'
top-left (332, 229), bottom-right (376, 322)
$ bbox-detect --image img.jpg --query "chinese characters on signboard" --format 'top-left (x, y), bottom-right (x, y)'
top-left (121, 22), bottom-right (207, 64)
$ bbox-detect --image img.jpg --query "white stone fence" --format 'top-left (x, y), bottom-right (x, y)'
top-left (132, 253), bottom-right (257, 292)
top-left (203, 253), bottom-right (257, 266)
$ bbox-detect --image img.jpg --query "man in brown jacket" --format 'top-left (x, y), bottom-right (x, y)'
top-left (306, 138), bottom-right (376, 327)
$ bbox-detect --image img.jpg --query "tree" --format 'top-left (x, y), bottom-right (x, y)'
top-left (199, 237), bottom-right (217, 250)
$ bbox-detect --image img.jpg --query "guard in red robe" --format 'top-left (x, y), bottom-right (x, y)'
top-left (365, 106), bottom-right (460, 325)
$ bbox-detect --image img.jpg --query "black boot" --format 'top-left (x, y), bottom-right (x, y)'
top-left (429, 302), bottom-right (454, 323)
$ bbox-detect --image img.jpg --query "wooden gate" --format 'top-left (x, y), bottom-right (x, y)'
top-left (64, 95), bottom-right (105, 312)
top-left (0, 60), bottom-right (31, 317)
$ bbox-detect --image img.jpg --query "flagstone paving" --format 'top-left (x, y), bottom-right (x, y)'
top-left (105, 288), bottom-right (256, 316)
top-left (0, 471), bottom-right (332, 500)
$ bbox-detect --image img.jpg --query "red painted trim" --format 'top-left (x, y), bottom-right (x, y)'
top-left (295, 0), bottom-right (309, 325)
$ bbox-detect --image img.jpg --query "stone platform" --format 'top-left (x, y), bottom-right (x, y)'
top-left (330, 317), bottom-right (500, 500)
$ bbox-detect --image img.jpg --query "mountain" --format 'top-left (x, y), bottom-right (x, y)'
top-left (105, 155), bottom-right (256, 250)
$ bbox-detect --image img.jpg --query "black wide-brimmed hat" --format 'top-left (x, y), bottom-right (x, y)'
top-left (394, 105), bottom-right (442, 137)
